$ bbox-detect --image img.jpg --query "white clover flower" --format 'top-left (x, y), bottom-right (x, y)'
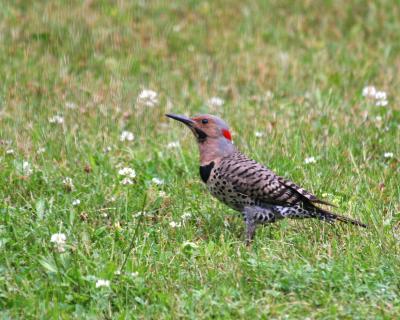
top-left (62, 177), bottom-right (74, 190)
top-left (121, 178), bottom-right (134, 185)
top-left (208, 97), bottom-right (225, 107)
top-left (104, 146), bottom-right (112, 153)
top-left (133, 211), bottom-right (147, 218)
top-left (181, 212), bottom-right (192, 220)
top-left (182, 241), bottom-right (198, 249)
top-left (137, 89), bottom-right (159, 107)
top-left (49, 115), bottom-right (64, 124)
top-left (95, 279), bottom-right (110, 288)
top-left (169, 221), bottom-right (182, 228)
top-left (362, 86), bottom-right (376, 98)
top-left (376, 100), bottom-right (388, 107)
top-left (167, 141), bottom-right (180, 149)
top-left (374, 91), bottom-right (387, 100)
top-left (120, 131), bottom-right (134, 142)
top-left (65, 102), bottom-right (77, 109)
top-left (375, 116), bottom-right (382, 122)
top-left (22, 161), bottom-right (33, 176)
top-left (118, 167), bottom-right (136, 178)
top-left (130, 272), bottom-right (139, 277)
top-left (158, 191), bottom-right (167, 198)
top-left (384, 152), bottom-right (394, 158)
top-left (72, 199), bottom-right (81, 206)
top-left (173, 24), bottom-right (182, 32)
top-left (50, 233), bottom-right (67, 253)
top-left (6, 149), bottom-right (14, 155)
top-left (362, 86), bottom-right (388, 107)
top-left (50, 233), bottom-right (66, 244)
top-left (304, 157), bottom-right (317, 164)
top-left (254, 131), bottom-right (264, 138)
top-left (151, 177), bottom-right (164, 185)
top-left (37, 147), bottom-right (46, 154)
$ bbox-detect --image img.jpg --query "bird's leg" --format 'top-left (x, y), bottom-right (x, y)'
top-left (245, 219), bottom-right (256, 246)
top-left (243, 207), bottom-right (257, 245)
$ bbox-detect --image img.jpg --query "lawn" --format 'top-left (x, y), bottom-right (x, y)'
top-left (0, 0), bottom-right (399, 318)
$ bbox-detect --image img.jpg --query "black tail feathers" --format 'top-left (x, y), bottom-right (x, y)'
top-left (317, 208), bottom-right (367, 228)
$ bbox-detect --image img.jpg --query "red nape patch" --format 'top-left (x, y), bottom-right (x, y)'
top-left (222, 129), bottom-right (232, 141)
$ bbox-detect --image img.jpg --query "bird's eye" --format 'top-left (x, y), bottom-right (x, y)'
top-left (201, 119), bottom-right (208, 124)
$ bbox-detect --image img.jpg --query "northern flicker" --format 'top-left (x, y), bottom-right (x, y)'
top-left (166, 113), bottom-right (367, 244)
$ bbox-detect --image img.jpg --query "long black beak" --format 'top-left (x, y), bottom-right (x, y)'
top-left (165, 114), bottom-right (195, 127)
top-left (166, 113), bottom-right (207, 142)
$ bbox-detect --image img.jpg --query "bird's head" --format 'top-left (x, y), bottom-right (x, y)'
top-left (166, 113), bottom-right (232, 143)
top-left (166, 113), bottom-right (235, 163)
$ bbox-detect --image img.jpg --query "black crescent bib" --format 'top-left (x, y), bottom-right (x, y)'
top-left (199, 161), bottom-right (215, 183)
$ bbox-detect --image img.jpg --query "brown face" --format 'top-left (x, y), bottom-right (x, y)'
top-left (166, 114), bottom-right (232, 143)
top-left (190, 116), bottom-right (219, 139)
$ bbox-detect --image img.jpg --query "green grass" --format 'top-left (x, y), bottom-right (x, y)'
top-left (1, 0), bottom-right (399, 318)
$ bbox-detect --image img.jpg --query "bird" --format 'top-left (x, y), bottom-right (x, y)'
top-left (166, 113), bottom-right (367, 244)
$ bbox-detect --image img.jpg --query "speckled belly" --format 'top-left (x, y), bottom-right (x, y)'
top-left (206, 174), bottom-right (255, 211)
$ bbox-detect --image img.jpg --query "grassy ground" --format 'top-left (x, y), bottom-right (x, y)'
top-left (1, 0), bottom-right (399, 318)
